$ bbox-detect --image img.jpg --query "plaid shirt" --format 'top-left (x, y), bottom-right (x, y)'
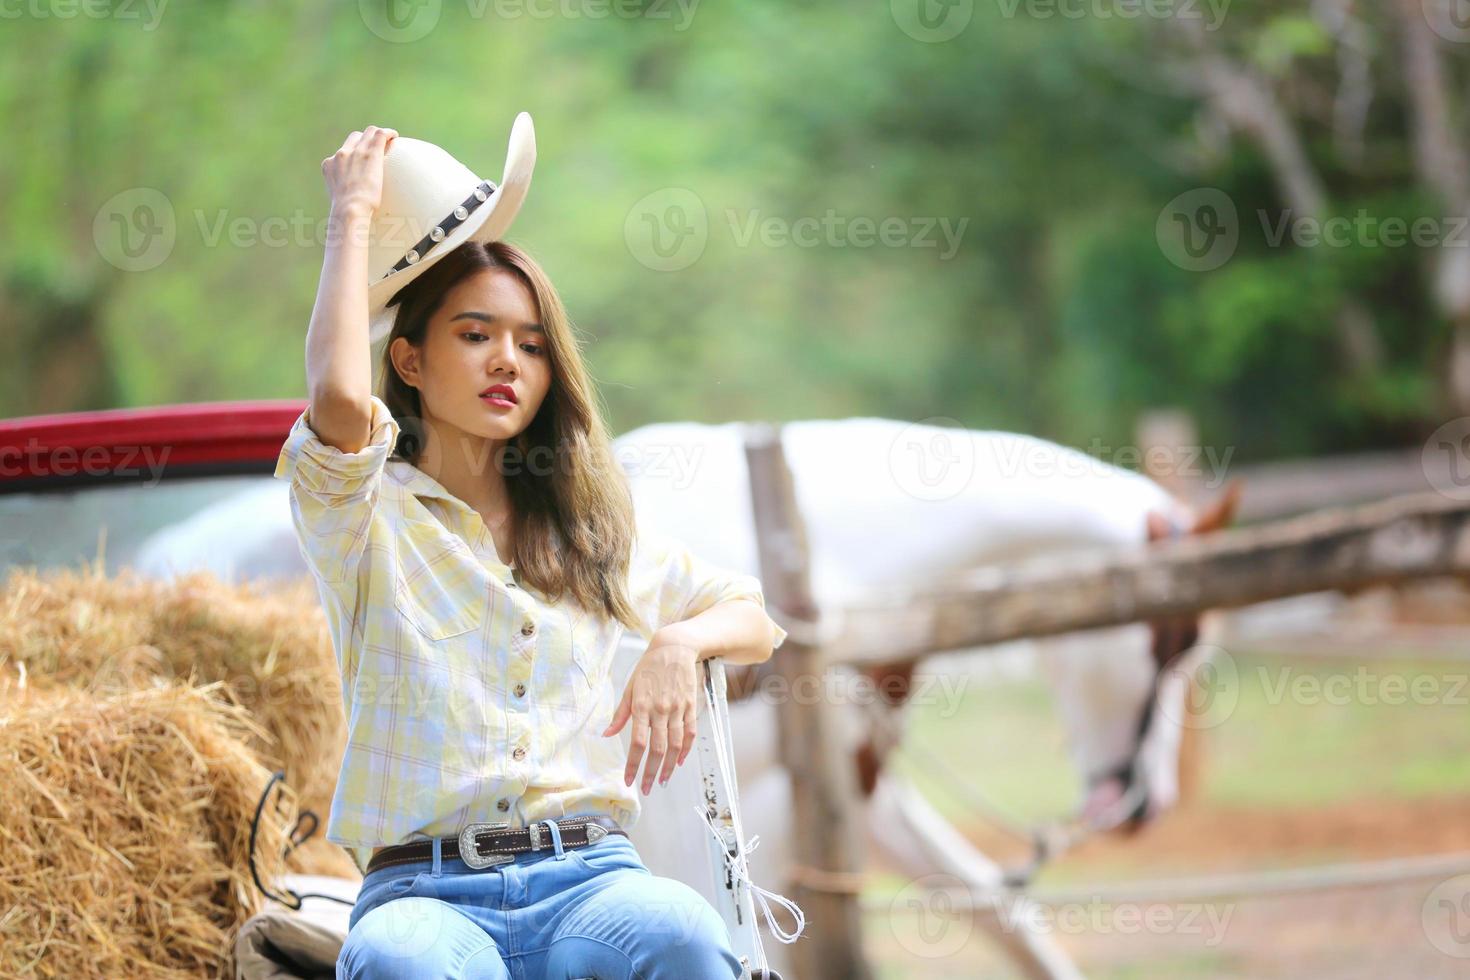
top-left (274, 394), bottom-right (787, 873)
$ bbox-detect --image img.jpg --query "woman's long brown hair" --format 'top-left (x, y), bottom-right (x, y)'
top-left (378, 239), bottom-right (643, 631)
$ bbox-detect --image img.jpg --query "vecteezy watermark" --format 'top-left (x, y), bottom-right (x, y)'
top-left (884, 416), bottom-right (1238, 503)
top-left (622, 188), bottom-right (968, 271)
top-left (1159, 187), bottom-right (1470, 272)
top-left (745, 669), bottom-right (971, 718)
top-left (0, 438), bottom-right (172, 487)
top-left (624, 188), bottom-right (709, 272)
top-left (1156, 188), bottom-right (1239, 272)
top-left (996, 893), bottom-right (1236, 946)
top-left (890, 0), bottom-right (974, 43)
top-left (1423, 874), bottom-right (1470, 958)
top-left (889, 874), bottom-right (976, 958)
top-left (1054, 437), bottom-right (1234, 488)
top-left (357, 0), bottom-right (698, 42)
top-left (886, 417), bottom-right (977, 503)
top-left (357, 672), bottom-right (496, 722)
top-left (611, 441), bottom-right (708, 492)
top-left (0, 0), bottom-right (169, 30)
top-left (92, 192), bottom-right (499, 273)
top-left (1156, 649), bottom-right (1470, 729)
top-left (1259, 209), bottom-right (1470, 250)
top-left (94, 188), bottom-right (178, 273)
top-left (726, 209), bottom-right (968, 261)
top-left (891, 0), bottom-right (1227, 43)
top-left (994, 0), bottom-right (1229, 29)
top-left (1155, 645), bottom-right (1240, 731)
top-left (888, 873), bottom-right (1236, 957)
top-left (487, 0), bottom-right (698, 28)
top-left (1422, 417), bottom-right (1470, 503)
top-left (1423, 0), bottom-right (1470, 44)
top-left (1256, 665), bottom-right (1470, 708)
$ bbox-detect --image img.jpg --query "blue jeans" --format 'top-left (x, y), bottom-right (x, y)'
top-left (337, 813), bottom-right (744, 979)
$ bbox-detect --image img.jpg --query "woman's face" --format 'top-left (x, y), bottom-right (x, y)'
top-left (393, 267), bottom-right (553, 451)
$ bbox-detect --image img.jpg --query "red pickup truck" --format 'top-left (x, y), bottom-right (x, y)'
top-left (0, 399), bottom-right (309, 583)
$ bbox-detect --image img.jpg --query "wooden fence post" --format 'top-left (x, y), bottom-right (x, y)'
top-left (744, 422), bottom-right (874, 980)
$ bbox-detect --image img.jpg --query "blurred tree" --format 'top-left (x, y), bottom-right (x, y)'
top-left (0, 0), bottom-right (1459, 462)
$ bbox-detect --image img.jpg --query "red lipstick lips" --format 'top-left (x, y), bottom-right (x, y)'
top-left (480, 383), bottom-right (518, 406)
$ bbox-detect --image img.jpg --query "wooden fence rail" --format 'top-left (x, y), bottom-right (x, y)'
top-left (740, 422), bottom-right (1468, 979)
top-left (825, 491), bottom-right (1470, 669)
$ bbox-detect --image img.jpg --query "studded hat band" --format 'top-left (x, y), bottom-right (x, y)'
top-left (381, 179), bottom-right (498, 281)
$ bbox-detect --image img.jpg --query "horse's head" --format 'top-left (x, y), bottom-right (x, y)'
top-left (1082, 478), bottom-right (1244, 832)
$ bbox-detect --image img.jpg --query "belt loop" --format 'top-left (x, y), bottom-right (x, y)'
top-left (543, 818), bottom-right (566, 859)
top-left (432, 835), bottom-right (443, 877)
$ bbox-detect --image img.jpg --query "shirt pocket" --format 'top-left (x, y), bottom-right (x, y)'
top-left (567, 617), bottom-right (614, 712)
top-left (392, 516), bottom-right (487, 641)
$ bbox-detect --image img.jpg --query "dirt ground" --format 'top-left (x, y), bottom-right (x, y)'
top-left (958, 794), bottom-right (1470, 874)
top-left (860, 796), bottom-right (1470, 978)
top-left (859, 579), bottom-right (1470, 979)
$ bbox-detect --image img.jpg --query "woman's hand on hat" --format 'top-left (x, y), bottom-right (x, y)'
top-left (603, 632), bottom-right (700, 796)
top-left (321, 125), bottom-right (399, 218)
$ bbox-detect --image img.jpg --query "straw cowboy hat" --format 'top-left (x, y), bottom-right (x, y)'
top-left (365, 111), bottom-right (537, 363)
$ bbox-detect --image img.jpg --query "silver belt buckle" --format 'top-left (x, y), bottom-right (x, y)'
top-left (459, 822), bottom-right (516, 869)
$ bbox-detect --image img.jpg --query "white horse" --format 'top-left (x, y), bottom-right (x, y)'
top-left (610, 416), bottom-right (1240, 978)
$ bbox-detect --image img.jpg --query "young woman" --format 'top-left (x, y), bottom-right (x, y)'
top-left (276, 124), bottom-right (787, 979)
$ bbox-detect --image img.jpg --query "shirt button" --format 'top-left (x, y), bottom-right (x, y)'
top-left (521, 620), bottom-right (535, 636)
top-left (514, 682), bottom-right (526, 697)
top-left (512, 745), bottom-right (527, 761)
top-left (506, 581), bottom-right (518, 589)
top-left (497, 798), bottom-right (510, 813)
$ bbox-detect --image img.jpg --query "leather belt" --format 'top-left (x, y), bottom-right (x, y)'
top-left (365, 815), bottom-right (628, 876)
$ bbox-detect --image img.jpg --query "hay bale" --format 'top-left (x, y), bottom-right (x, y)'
top-left (0, 564), bottom-right (349, 872)
top-left (0, 680), bottom-right (301, 979)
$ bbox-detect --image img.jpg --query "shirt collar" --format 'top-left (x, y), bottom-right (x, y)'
top-left (385, 458), bottom-right (462, 506)
top-left (385, 459), bottom-right (533, 578)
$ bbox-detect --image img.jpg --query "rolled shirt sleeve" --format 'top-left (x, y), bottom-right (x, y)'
top-left (646, 530), bottom-right (788, 650)
top-left (273, 394), bottom-right (400, 587)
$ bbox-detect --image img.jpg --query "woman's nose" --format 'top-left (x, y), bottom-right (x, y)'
top-left (486, 333), bottom-right (519, 373)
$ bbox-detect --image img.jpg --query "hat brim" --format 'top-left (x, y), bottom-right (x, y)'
top-left (367, 111), bottom-right (537, 355)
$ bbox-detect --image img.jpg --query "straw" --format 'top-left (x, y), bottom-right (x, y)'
top-left (0, 680), bottom-right (302, 978)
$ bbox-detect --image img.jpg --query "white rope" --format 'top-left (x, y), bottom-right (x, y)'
top-left (695, 805), bottom-right (807, 945)
top-left (696, 661), bottom-right (807, 953)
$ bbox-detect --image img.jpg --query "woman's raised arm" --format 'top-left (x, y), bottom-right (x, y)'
top-left (306, 125), bottom-right (397, 453)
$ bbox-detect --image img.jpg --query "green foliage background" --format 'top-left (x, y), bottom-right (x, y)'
top-left (0, 0), bottom-right (1458, 461)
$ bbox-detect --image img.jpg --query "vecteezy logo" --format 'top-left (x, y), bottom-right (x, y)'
top-left (1423, 874), bottom-right (1470, 958)
top-left (888, 417), bottom-right (975, 502)
top-left (1423, 417), bottom-right (1470, 502)
top-left (624, 188), bottom-right (708, 272)
top-left (359, 0), bottom-right (442, 43)
top-left (890, 873), bottom-right (975, 958)
top-left (1423, 0), bottom-right (1470, 44)
top-left (891, 0), bottom-right (973, 42)
top-left (1156, 188), bottom-right (1239, 272)
top-left (93, 187), bottom-right (176, 272)
top-left (1155, 645), bottom-right (1239, 730)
